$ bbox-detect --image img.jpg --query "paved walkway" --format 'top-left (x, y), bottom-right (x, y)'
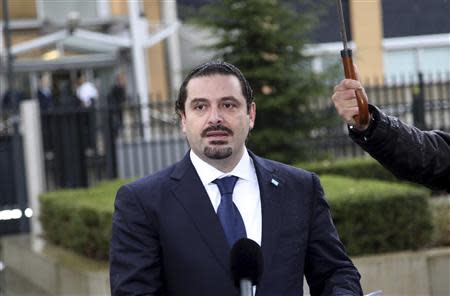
top-left (1, 265), bottom-right (48, 296)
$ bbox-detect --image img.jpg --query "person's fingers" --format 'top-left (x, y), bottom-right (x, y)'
top-left (331, 88), bottom-right (360, 125)
top-left (331, 89), bottom-right (357, 104)
top-left (343, 79), bottom-right (363, 89)
top-left (336, 105), bottom-right (359, 125)
top-left (334, 80), bottom-right (346, 92)
top-left (334, 79), bottom-right (362, 92)
top-left (332, 74), bottom-right (368, 126)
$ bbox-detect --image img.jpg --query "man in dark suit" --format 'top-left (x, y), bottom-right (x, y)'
top-left (110, 61), bottom-right (362, 296)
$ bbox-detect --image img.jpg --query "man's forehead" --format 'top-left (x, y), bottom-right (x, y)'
top-left (186, 74), bottom-right (244, 100)
top-left (187, 73), bottom-right (241, 85)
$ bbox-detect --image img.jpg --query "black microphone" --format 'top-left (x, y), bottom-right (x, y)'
top-left (230, 238), bottom-right (264, 296)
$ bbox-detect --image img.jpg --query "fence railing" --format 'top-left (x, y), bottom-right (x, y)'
top-left (114, 103), bottom-right (188, 179)
top-left (40, 101), bottom-right (187, 191)
top-left (304, 72), bottom-right (450, 160)
top-left (37, 73), bottom-right (450, 190)
top-left (367, 72), bottom-right (450, 130)
top-left (0, 114), bottom-right (29, 235)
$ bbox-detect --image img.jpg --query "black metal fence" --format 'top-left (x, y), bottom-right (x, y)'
top-left (40, 99), bottom-right (186, 191)
top-left (0, 116), bottom-right (29, 236)
top-left (304, 72), bottom-right (450, 159)
top-left (39, 73), bottom-right (450, 190)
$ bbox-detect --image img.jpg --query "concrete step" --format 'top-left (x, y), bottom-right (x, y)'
top-left (1, 266), bottom-right (49, 296)
top-left (1, 234), bottom-right (109, 296)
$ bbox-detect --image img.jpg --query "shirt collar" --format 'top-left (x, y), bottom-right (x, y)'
top-left (190, 148), bottom-right (256, 186)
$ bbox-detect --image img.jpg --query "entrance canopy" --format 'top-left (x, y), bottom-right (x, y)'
top-left (4, 21), bottom-right (179, 72)
top-left (11, 29), bottom-right (130, 56)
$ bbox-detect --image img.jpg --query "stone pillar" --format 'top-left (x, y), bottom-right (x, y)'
top-left (128, 0), bottom-right (151, 139)
top-left (349, 0), bottom-right (384, 82)
top-left (162, 0), bottom-right (182, 99)
top-left (20, 100), bottom-right (46, 251)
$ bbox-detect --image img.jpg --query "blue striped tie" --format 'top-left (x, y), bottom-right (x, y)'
top-left (213, 176), bottom-right (247, 246)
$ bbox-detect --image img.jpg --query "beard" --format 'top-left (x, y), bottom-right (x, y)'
top-left (204, 143), bottom-right (232, 159)
top-left (200, 125), bottom-right (234, 159)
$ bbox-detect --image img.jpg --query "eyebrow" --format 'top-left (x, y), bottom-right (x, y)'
top-left (188, 98), bottom-right (208, 106)
top-left (220, 96), bottom-right (240, 103)
top-left (188, 96), bottom-right (241, 105)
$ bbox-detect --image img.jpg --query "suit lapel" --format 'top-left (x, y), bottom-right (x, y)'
top-left (250, 152), bottom-right (283, 273)
top-left (169, 152), bottom-right (284, 275)
top-left (170, 154), bottom-right (230, 272)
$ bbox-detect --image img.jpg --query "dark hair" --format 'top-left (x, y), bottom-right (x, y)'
top-left (175, 61), bottom-right (253, 117)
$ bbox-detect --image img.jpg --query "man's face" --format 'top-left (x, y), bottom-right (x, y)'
top-left (181, 74), bottom-right (256, 166)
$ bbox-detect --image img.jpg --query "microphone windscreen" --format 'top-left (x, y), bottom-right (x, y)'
top-left (230, 238), bottom-right (264, 287)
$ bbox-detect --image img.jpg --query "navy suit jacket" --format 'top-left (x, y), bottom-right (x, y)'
top-left (110, 151), bottom-right (362, 296)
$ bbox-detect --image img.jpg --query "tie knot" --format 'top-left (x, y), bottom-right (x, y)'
top-left (213, 176), bottom-right (239, 196)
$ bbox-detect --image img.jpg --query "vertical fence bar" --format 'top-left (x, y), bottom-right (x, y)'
top-left (141, 103), bottom-right (150, 176)
top-left (425, 73), bottom-right (434, 129)
top-left (435, 73), bottom-right (447, 130)
top-left (159, 98), bottom-right (169, 170)
top-left (441, 73), bottom-right (450, 131)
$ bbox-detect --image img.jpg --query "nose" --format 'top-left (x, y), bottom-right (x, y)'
top-left (208, 105), bottom-right (223, 125)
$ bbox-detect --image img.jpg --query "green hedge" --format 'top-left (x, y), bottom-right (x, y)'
top-left (298, 157), bottom-right (398, 182)
top-left (40, 176), bottom-right (432, 260)
top-left (322, 175), bottom-right (432, 256)
top-left (40, 179), bottom-right (129, 260)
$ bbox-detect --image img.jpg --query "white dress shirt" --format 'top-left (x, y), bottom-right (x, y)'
top-left (76, 81), bottom-right (98, 107)
top-left (190, 148), bottom-right (262, 246)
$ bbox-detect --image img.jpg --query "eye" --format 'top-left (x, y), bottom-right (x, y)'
top-left (193, 103), bottom-right (207, 111)
top-left (223, 102), bottom-right (236, 109)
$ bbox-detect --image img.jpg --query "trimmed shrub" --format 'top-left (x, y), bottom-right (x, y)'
top-left (40, 176), bottom-right (432, 260)
top-left (322, 175), bottom-right (433, 256)
top-left (40, 179), bottom-right (129, 260)
top-left (298, 157), bottom-right (398, 182)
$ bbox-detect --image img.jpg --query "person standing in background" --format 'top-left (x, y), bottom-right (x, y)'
top-left (76, 73), bottom-right (99, 151)
top-left (107, 72), bottom-right (128, 130)
top-left (106, 72), bottom-right (128, 177)
top-left (37, 73), bottom-right (53, 111)
top-left (76, 73), bottom-right (99, 108)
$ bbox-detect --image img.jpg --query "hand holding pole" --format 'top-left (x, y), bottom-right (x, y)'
top-left (336, 0), bottom-right (369, 126)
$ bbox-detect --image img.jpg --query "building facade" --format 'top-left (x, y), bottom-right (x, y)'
top-left (178, 0), bottom-right (450, 83)
top-left (0, 0), bottom-right (181, 109)
top-left (305, 0), bottom-right (450, 83)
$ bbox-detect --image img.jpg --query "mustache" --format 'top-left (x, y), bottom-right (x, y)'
top-left (201, 125), bottom-right (234, 137)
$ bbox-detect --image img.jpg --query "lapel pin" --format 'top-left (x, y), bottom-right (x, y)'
top-left (271, 178), bottom-right (279, 187)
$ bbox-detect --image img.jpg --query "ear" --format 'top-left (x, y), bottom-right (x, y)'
top-left (249, 102), bottom-right (256, 130)
top-left (180, 112), bottom-right (187, 133)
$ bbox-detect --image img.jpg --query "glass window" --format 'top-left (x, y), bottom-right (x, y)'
top-left (40, 0), bottom-right (98, 22)
top-left (421, 47), bottom-right (450, 75)
top-left (384, 46), bottom-right (450, 82)
top-left (384, 49), bottom-right (417, 81)
top-left (321, 55), bottom-right (341, 71)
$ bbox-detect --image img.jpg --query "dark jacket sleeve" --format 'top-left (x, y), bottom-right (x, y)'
top-left (109, 185), bottom-right (163, 295)
top-left (349, 105), bottom-right (450, 192)
top-left (304, 174), bottom-right (363, 296)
